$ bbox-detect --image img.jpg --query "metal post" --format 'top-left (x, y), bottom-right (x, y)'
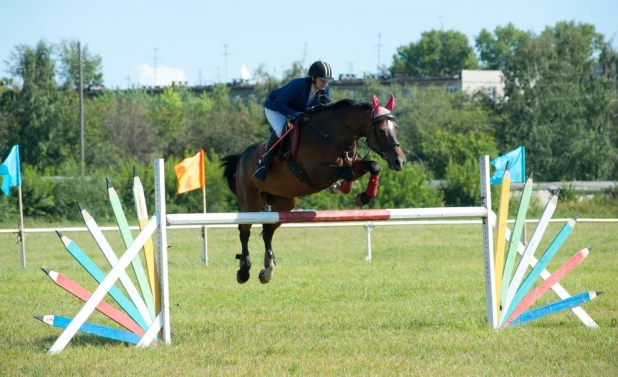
top-left (17, 185), bottom-right (26, 268)
top-left (78, 41), bottom-right (84, 177)
top-left (154, 159), bottom-right (171, 344)
top-left (479, 155), bottom-right (497, 328)
top-left (364, 223), bottom-right (374, 262)
top-left (201, 186), bottom-right (208, 265)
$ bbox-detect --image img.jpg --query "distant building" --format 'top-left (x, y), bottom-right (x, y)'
top-left (334, 70), bottom-right (504, 99)
top-left (84, 70), bottom-right (505, 101)
top-left (458, 70), bottom-right (504, 98)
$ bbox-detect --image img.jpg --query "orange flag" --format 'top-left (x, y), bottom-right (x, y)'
top-left (174, 149), bottom-right (205, 194)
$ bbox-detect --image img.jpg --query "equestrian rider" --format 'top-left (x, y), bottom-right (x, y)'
top-left (253, 60), bottom-right (333, 181)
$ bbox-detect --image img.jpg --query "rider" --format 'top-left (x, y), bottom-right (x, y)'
top-left (253, 60), bottom-right (334, 181)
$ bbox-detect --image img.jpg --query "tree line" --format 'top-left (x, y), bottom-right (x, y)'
top-left (0, 21), bottom-right (617, 221)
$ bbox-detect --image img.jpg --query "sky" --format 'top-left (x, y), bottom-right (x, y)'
top-left (1, 0), bottom-right (617, 89)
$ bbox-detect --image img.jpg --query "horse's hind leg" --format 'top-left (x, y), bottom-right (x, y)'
top-left (236, 224), bottom-right (252, 283)
top-left (258, 222), bottom-right (278, 284)
top-left (259, 196), bottom-right (297, 284)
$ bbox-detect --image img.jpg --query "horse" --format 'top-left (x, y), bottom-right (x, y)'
top-left (221, 94), bottom-right (406, 284)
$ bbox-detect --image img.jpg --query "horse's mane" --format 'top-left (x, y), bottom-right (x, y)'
top-left (306, 99), bottom-right (372, 115)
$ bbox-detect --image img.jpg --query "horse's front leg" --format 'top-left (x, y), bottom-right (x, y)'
top-left (349, 159), bottom-right (380, 207)
top-left (236, 224), bottom-right (252, 283)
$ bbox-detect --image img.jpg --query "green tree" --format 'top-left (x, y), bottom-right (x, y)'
top-left (476, 23), bottom-right (529, 70)
top-left (5, 40), bottom-right (67, 168)
top-left (150, 86), bottom-right (186, 156)
top-left (83, 90), bottom-right (159, 168)
top-left (284, 61), bottom-right (304, 82)
top-left (0, 78), bottom-right (17, 149)
top-left (252, 63), bottom-right (281, 103)
top-left (56, 39), bottom-right (104, 89)
top-left (481, 21), bottom-right (617, 180)
top-left (397, 87), bottom-right (497, 177)
top-left (392, 30), bottom-right (478, 76)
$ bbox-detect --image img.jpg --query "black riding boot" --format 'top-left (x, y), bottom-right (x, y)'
top-left (253, 131), bottom-right (278, 181)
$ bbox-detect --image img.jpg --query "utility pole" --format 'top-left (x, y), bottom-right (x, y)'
top-left (221, 44), bottom-right (231, 84)
top-left (153, 48), bottom-right (161, 87)
top-left (375, 33), bottom-right (383, 71)
top-left (78, 41), bottom-right (84, 176)
top-left (302, 43), bottom-right (308, 67)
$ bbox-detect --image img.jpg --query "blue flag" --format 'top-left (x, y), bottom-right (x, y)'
top-left (0, 145), bottom-right (22, 196)
top-left (490, 146), bottom-right (525, 185)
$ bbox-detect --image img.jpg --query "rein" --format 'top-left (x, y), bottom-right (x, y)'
top-left (330, 108), bottom-right (400, 162)
top-left (305, 109), bottom-right (359, 163)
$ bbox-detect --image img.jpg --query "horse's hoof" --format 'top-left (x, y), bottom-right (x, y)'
top-left (329, 182), bottom-right (343, 195)
top-left (259, 269), bottom-right (272, 284)
top-left (237, 269), bottom-right (250, 284)
top-left (235, 254), bottom-right (251, 284)
top-left (355, 192), bottom-right (370, 207)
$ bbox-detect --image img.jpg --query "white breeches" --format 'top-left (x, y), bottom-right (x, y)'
top-left (265, 108), bottom-right (288, 138)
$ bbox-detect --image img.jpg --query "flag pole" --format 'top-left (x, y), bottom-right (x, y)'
top-left (201, 185), bottom-right (208, 266)
top-left (18, 185), bottom-right (26, 268)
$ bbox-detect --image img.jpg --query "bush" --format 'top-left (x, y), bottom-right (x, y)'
top-left (296, 160), bottom-right (443, 210)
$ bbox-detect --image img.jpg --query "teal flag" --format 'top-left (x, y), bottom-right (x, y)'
top-left (490, 146), bottom-right (525, 185)
top-left (0, 145), bottom-right (22, 196)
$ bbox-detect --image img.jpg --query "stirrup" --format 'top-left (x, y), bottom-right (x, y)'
top-left (253, 166), bottom-right (268, 181)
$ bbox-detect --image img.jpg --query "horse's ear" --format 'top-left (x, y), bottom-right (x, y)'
top-left (385, 93), bottom-right (395, 111)
top-left (372, 95), bottom-right (380, 112)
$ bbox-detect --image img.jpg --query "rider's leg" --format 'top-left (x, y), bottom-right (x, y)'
top-left (253, 130), bottom-right (278, 181)
top-left (254, 109), bottom-right (286, 181)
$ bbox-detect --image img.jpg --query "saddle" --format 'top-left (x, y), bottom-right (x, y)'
top-left (257, 122), bottom-right (301, 164)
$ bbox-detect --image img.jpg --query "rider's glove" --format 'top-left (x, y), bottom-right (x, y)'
top-left (290, 112), bottom-right (310, 125)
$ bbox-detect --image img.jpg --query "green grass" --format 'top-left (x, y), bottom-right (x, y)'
top-left (1, 222), bottom-right (617, 376)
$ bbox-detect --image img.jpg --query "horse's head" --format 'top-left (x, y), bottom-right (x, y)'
top-left (367, 94), bottom-right (406, 171)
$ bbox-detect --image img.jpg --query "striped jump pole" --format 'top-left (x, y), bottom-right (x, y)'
top-left (488, 171), bottom-right (599, 329)
top-left (40, 169), bottom-right (171, 353)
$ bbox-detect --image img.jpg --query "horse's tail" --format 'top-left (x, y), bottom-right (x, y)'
top-left (221, 154), bottom-right (241, 195)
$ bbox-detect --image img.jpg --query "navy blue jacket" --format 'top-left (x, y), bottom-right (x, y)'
top-left (264, 77), bottom-right (331, 118)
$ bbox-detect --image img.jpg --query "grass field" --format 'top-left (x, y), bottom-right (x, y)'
top-left (1, 221), bottom-right (617, 376)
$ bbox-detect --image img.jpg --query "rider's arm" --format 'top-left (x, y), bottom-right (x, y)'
top-left (265, 79), bottom-right (304, 117)
top-left (318, 85), bottom-right (331, 104)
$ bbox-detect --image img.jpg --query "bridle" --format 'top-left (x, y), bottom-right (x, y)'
top-left (307, 106), bottom-right (401, 163)
top-left (369, 113), bottom-right (401, 160)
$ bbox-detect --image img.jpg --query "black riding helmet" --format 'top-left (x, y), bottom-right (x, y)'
top-left (308, 61), bottom-right (333, 81)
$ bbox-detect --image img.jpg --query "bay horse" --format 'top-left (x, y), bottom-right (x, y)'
top-left (221, 94), bottom-right (406, 284)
